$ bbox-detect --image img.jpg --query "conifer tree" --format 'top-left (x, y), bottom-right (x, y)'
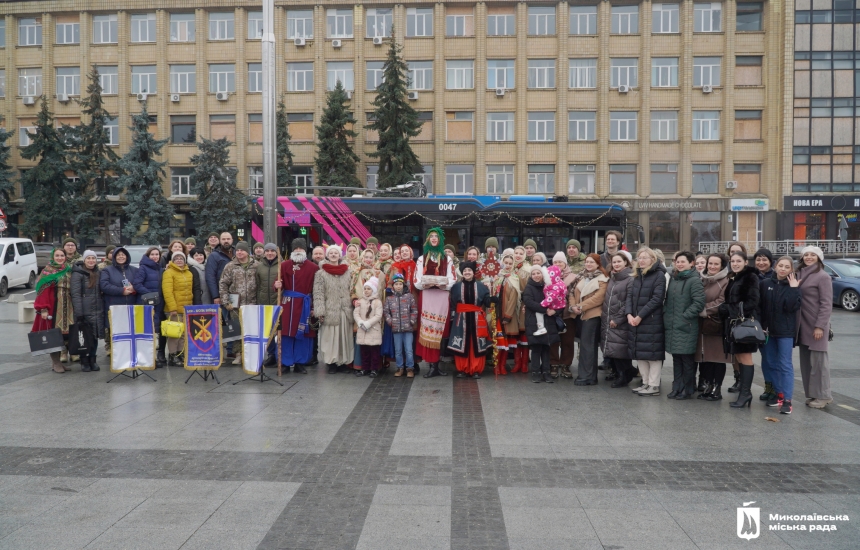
top-left (276, 99), bottom-right (295, 195)
top-left (114, 103), bottom-right (175, 243)
top-left (19, 98), bottom-right (71, 240)
top-left (314, 81), bottom-right (360, 197)
top-left (0, 123), bottom-right (15, 225)
top-left (366, 32), bottom-right (423, 190)
top-left (189, 137), bottom-right (247, 235)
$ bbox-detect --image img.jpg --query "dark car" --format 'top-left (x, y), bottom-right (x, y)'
top-left (823, 260), bottom-right (860, 312)
top-left (33, 242), bottom-right (58, 272)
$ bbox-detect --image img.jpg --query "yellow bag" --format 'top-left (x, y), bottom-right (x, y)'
top-left (161, 317), bottom-right (185, 339)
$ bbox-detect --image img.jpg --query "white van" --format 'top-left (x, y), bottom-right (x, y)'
top-left (0, 238), bottom-right (39, 297)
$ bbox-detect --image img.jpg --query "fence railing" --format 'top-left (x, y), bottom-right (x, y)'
top-left (698, 240), bottom-right (860, 257)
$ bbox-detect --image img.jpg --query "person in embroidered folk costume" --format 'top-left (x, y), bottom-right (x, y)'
top-left (448, 261), bottom-right (493, 379)
top-left (314, 245), bottom-right (355, 373)
top-left (485, 251), bottom-right (522, 375)
top-left (345, 243), bottom-right (363, 275)
top-left (33, 248), bottom-right (75, 373)
top-left (374, 243), bottom-right (396, 363)
top-left (510, 246), bottom-right (532, 373)
top-left (274, 238), bottom-right (318, 373)
top-left (414, 228), bottom-right (456, 378)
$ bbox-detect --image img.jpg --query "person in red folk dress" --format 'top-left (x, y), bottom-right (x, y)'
top-left (33, 248), bottom-right (75, 373)
top-left (414, 228), bottom-right (456, 378)
top-left (273, 238), bottom-right (318, 373)
top-left (448, 261), bottom-right (493, 379)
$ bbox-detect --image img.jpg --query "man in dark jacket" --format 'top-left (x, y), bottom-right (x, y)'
top-left (205, 232), bottom-right (234, 304)
top-left (600, 230), bottom-right (623, 269)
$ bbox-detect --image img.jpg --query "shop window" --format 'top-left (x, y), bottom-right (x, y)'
top-left (735, 56), bottom-right (762, 86)
top-left (690, 212), bottom-right (721, 251)
top-left (734, 212), bottom-right (762, 243)
top-left (734, 110), bottom-right (762, 140)
top-left (287, 113), bottom-right (314, 141)
top-left (248, 114), bottom-right (262, 143)
top-left (734, 163), bottom-right (760, 193)
top-left (610, 164), bottom-right (637, 194)
top-left (838, 213), bottom-right (860, 240)
top-left (171, 115), bottom-right (197, 144)
top-left (446, 112), bottom-right (473, 141)
top-left (649, 212), bottom-right (680, 253)
top-left (651, 164), bottom-right (678, 194)
top-left (210, 115), bottom-right (236, 141)
top-left (793, 213), bottom-right (825, 240)
top-left (692, 164), bottom-right (720, 194)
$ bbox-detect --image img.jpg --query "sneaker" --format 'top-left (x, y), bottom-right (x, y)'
top-left (369, 371), bottom-right (378, 378)
top-left (394, 368), bottom-right (404, 377)
top-left (232, 356), bottom-right (242, 365)
top-left (780, 400), bottom-right (793, 414)
top-left (638, 385), bottom-right (660, 396)
top-left (805, 397), bottom-right (815, 405)
top-left (767, 393), bottom-right (781, 407)
top-left (807, 398), bottom-right (832, 409)
top-left (533, 327), bottom-right (547, 336)
top-left (632, 384), bottom-right (648, 394)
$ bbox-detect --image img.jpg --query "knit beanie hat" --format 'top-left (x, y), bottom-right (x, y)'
top-left (485, 237), bottom-right (499, 250)
top-left (566, 239), bottom-right (582, 251)
top-left (264, 243), bottom-right (278, 252)
top-left (364, 276), bottom-right (379, 294)
top-left (172, 252), bottom-right (186, 262)
top-left (235, 242), bottom-right (251, 254)
top-left (184, 237), bottom-right (197, 246)
top-left (532, 252), bottom-right (547, 265)
top-left (753, 248), bottom-right (774, 265)
top-left (349, 237), bottom-right (361, 245)
top-left (523, 239), bottom-right (537, 250)
top-left (444, 244), bottom-right (456, 254)
top-left (208, 232), bottom-right (219, 239)
top-left (104, 245), bottom-right (116, 256)
top-left (291, 238), bottom-right (307, 251)
top-left (63, 237), bottom-right (79, 247)
top-left (552, 251), bottom-right (567, 265)
top-left (82, 250), bottom-right (97, 260)
top-left (391, 273), bottom-right (405, 286)
top-left (800, 245), bottom-right (824, 264)
top-left (253, 242), bottom-right (265, 251)
top-left (366, 237), bottom-right (379, 246)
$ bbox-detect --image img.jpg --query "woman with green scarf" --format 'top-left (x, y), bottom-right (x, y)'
top-left (414, 227), bottom-right (456, 378)
top-left (32, 248), bottom-right (75, 373)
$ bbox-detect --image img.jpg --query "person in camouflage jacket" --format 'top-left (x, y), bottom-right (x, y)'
top-left (219, 242), bottom-right (259, 309)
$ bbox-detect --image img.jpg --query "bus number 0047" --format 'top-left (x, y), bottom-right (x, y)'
top-left (438, 204), bottom-right (458, 211)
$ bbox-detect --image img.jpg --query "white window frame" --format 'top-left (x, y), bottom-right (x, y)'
top-left (528, 60), bottom-right (556, 89)
top-left (366, 61), bottom-right (384, 90)
top-left (446, 13), bottom-right (474, 37)
top-left (650, 111), bottom-right (678, 141)
top-left (609, 165), bottom-right (637, 194)
top-left (692, 111), bottom-right (720, 141)
top-left (652, 4), bottom-right (679, 33)
top-left (528, 166), bottom-right (556, 194)
top-left (569, 59), bottom-right (596, 89)
top-left (528, 7), bottom-right (556, 35)
top-left (131, 66), bottom-right (157, 95)
top-left (528, 112), bottom-right (556, 142)
top-left (106, 117), bottom-right (119, 146)
top-left (408, 61), bottom-right (433, 90)
top-left (367, 8), bottom-right (393, 38)
top-left (611, 6), bottom-right (639, 34)
top-left (287, 10), bottom-right (314, 39)
top-left (170, 14), bottom-right (196, 42)
top-left (570, 6), bottom-right (597, 35)
top-left (131, 13), bottom-right (156, 43)
top-left (651, 58), bottom-right (679, 87)
top-left (248, 63), bottom-right (263, 93)
top-left (445, 165), bottom-right (474, 194)
top-left (170, 65), bottom-right (196, 94)
top-left (55, 22), bottom-right (80, 45)
top-left (487, 165), bottom-right (514, 194)
top-left (407, 8), bottom-right (434, 37)
top-left (249, 166), bottom-right (264, 193)
top-left (694, 3), bottom-right (722, 32)
top-left (693, 164), bottom-right (720, 193)
top-left (569, 165), bottom-right (596, 194)
top-left (327, 62), bottom-right (354, 91)
top-left (18, 18), bottom-right (43, 46)
top-left (651, 164), bottom-right (679, 194)
top-left (247, 11), bottom-right (264, 40)
top-left (19, 124), bottom-right (37, 147)
top-left (93, 15), bottom-right (118, 44)
top-left (487, 60), bottom-right (514, 89)
top-left (486, 112), bottom-right (514, 142)
top-left (693, 57), bottom-right (721, 87)
top-left (0, 70), bottom-right (5, 98)
top-left (288, 63), bottom-right (314, 92)
top-left (487, 13), bottom-right (515, 36)
top-left (18, 68), bottom-right (42, 97)
top-left (611, 58), bottom-right (638, 88)
top-left (208, 13), bottom-right (235, 41)
top-left (327, 9), bottom-right (354, 39)
top-left (56, 67), bottom-right (80, 96)
top-left (610, 112), bottom-right (638, 141)
top-left (208, 64), bottom-right (236, 93)
top-left (568, 111), bottom-right (596, 141)
top-left (171, 169), bottom-right (193, 196)
top-left (366, 165), bottom-right (379, 190)
top-left (97, 66), bottom-right (117, 95)
top-left (291, 168), bottom-right (314, 193)
top-left (446, 60), bottom-right (474, 90)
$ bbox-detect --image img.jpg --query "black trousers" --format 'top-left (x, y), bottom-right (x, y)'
top-left (699, 361), bottom-right (727, 386)
top-left (577, 317), bottom-right (601, 382)
top-left (672, 353), bottom-right (697, 394)
top-left (609, 358), bottom-right (633, 380)
top-left (530, 344), bottom-right (550, 374)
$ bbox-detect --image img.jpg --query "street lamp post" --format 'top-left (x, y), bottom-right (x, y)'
top-left (261, 0), bottom-right (278, 246)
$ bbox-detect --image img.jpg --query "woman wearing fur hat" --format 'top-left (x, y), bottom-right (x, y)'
top-left (569, 254), bottom-right (609, 385)
top-left (795, 246), bottom-right (833, 409)
top-left (415, 228), bottom-right (456, 378)
top-left (448, 261), bottom-right (493, 378)
top-left (314, 245), bottom-right (355, 373)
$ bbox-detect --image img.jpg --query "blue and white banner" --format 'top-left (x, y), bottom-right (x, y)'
top-left (240, 305), bottom-right (282, 375)
top-left (184, 304), bottom-right (222, 370)
top-left (109, 305), bottom-right (156, 372)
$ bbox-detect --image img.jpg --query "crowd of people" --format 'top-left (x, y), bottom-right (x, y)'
top-left (30, 229), bottom-right (835, 414)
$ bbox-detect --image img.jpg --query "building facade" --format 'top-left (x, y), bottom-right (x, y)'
top-left (2, 0), bottom-right (788, 251)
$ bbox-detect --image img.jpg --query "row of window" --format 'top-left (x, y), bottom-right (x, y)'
top-left (2, 55), bottom-right (762, 98)
top-left (2, 3), bottom-right (764, 47)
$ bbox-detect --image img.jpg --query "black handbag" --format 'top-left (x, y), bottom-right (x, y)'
top-left (28, 317), bottom-right (66, 356)
top-left (222, 313), bottom-right (242, 343)
top-left (67, 322), bottom-right (95, 355)
top-left (140, 292), bottom-right (161, 306)
top-left (730, 316), bottom-right (766, 345)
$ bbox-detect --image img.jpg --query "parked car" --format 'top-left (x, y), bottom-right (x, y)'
top-left (823, 259), bottom-right (860, 312)
top-left (0, 238), bottom-right (39, 297)
top-left (33, 242), bottom-right (57, 272)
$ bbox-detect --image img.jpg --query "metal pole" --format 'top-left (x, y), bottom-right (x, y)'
top-left (261, 0), bottom-right (278, 246)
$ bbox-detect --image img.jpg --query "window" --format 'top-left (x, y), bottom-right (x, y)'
top-left (446, 8), bottom-right (474, 37)
top-left (570, 6), bottom-right (597, 35)
top-left (652, 4), bottom-right (679, 33)
top-left (610, 164), bottom-right (637, 194)
top-left (209, 64), bottom-right (235, 93)
top-left (0, 21), bottom-right (5, 47)
top-left (288, 63), bottom-right (314, 92)
top-left (446, 60), bottom-right (474, 89)
top-left (692, 111), bottom-right (720, 141)
top-left (171, 167), bottom-right (193, 196)
top-left (446, 112), bottom-right (473, 141)
top-left (487, 60), bottom-right (514, 89)
top-left (611, 58), bottom-right (638, 88)
top-left (651, 58), bottom-right (679, 88)
top-left (793, 213), bottom-right (825, 240)
top-left (734, 110), bottom-right (762, 140)
top-left (611, 6), bottom-right (639, 34)
top-left (487, 165), bottom-right (514, 194)
top-left (366, 62), bottom-right (384, 90)
top-left (170, 65), bottom-right (196, 94)
top-left (56, 20), bottom-right (80, 45)
top-left (736, 2), bottom-right (763, 31)
top-left (288, 113), bottom-right (314, 141)
top-left (734, 163), bottom-right (760, 193)
top-left (694, 3), bottom-right (722, 32)
top-left (735, 56), bottom-right (762, 86)
top-left (326, 8), bottom-right (353, 38)
top-left (487, 112), bottom-right (514, 141)
top-left (56, 67), bottom-right (80, 96)
top-left (327, 62), bottom-right (354, 91)
top-left (569, 112), bottom-right (596, 141)
top-left (209, 13), bottom-right (235, 40)
top-left (170, 14), bottom-right (196, 42)
top-left (651, 111), bottom-right (678, 141)
top-left (487, 9), bottom-right (515, 36)
top-left (247, 11), bottom-right (263, 40)
top-left (414, 165), bottom-right (434, 189)
top-left (97, 66), bottom-right (117, 95)
top-left (243, 63), bottom-right (262, 93)
top-left (18, 18), bottom-right (42, 46)
top-left (611, 112), bottom-right (638, 141)
top-left (650, 212), bottom-right (680, 253)
top-left (106, 117), bottom-right (119, 146)
top-left (131, 13), bottom-right (156, 42)
top-left (210, 114), bottom-right (236, 141)
top-left (0, 70), bottom-right (4, 98)
top-left (360, 165), bottom-right (377, 190)
top-left (415, 112), bottom-right (433, 140)
top-left (407, 8), bottom-right (434, 37)
top-left (171, 115), bottom-right (196, 144)
top-left (528, 6), bottom-right (556, 35)
top-left (408, 61), bottom-right (433, 90)
top-left (528, 165), bottom-right (555, 194)
top-left (651, 164), bottom-right (678, 194)
top-left (19, 120), bottom-right (37, 147)
top-left (569, 59), bottom-right (597, 89)
top-left (249, 167), bottom-right (264, 193)
top-left (528, 112), bottom-right (555, 141)
top-left (18, 68), bottom-right (42, 97)
top-left (367, 8), bottom-right (392, 38)
top-left (528, 60), bottom-right (556, 89)
top-left (569, 165), bottom-right (596, 194)
top-left (692, 164), bottom-right (720, 193)
top-left (131, 66), bottom-right (157, 94)
top-left (446, 165), bottom-right (474, 194)
top-left (693, 57), bottom-right (721, 87)
top-left (93, 15), bottom-right (117, 44)
top-left (248, 114), bottom-right (262, 142)
top-left (291, 167), bottom-right (314, 192)
top-left (690, 212), bottom-right (721, 251)
top-left (287, 10), bottom-right (313, 39)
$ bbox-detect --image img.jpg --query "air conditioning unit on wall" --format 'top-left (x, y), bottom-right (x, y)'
top-left (618, 85), bottom-right (629, 93)
top-left (726, 180), bottom-right (738, 189)
top-left (408, 91), bottom-right (419, 100)
top-left (216, 92), bottom-right (229, 101)
top-left (294, 38), bottom-right (306, 46)
top-left (495, 88), bottom-right (506, 97)
top-left (332, 39), bottom-right (342, 48)
top-left (170, 94), bottom-right (181, 103)
top-left (22, 97), bottom-right (36, 105)
top-left (372, 36), bottom-right (383, 45)
top-left (702, 84), bottom-right (713, 93)
top-left (137, 93), bottom-right (148, 102)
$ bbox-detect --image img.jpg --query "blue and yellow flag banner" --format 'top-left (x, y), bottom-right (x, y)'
top-left (109, 305), bottom-right (156, 372)
top-left (184, 305), bottom-right (222, 370)
top-left (240, 305), bottom-right (282, 375)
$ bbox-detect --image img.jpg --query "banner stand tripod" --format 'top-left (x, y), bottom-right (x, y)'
top-left (233, 363), bottom-right (283, 386)
top-left (107, 369), bottom-right (156, 383)
top-left (185, 370), bottom-right (220, 384)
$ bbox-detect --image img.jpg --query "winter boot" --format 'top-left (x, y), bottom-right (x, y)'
top-left (727, 371), bottom-right (741, 393)
top-left (760, 381), bottom-right (773, 401)
top-left (550, 365), bottom-right (559, 379)
top-left (50, 352), bottom-right (66, 373)
top-left (730, 364), bottom-right (754, 408)
top-left (81, 355), bottom-right (92, 373)
top-left (90, 354), bottom-right (100, 372)
top-left (327, 363), bottom-right (338, 374)
top-left (423, 363), bottom-right (441, 378)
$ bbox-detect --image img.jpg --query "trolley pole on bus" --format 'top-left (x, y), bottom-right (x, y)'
top-left (261, 0), bottom-right (278, 246)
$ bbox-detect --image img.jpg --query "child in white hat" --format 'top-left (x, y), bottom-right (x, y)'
top-left (353, 277), bottom-right (384, 377)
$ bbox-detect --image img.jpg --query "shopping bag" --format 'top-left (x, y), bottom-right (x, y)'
top-left (222, 313), bottom-right (242, 342)
top-left (67, 322), bottom-right (95, 355)
top-left (28, 317), bottom-right (66, 356)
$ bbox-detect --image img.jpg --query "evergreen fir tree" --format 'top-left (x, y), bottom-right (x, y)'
top-left (276, 99), bottom-right (295, 195)
top-left (114, 103), bottom-right (175, 243)
top-left (366, 32), bottom-right (423, 190)
top-left (314, 81), bottom-right (360, 197)
top-left (19, 98), bottom-right (71, 240)
top-left (189, 137), bottom-right (247, 236)
top-left (0, 123), bottom-right (15, 224)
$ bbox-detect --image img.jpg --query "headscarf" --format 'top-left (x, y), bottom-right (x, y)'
top-left (423, 227), bottom-right (445, 259)
top-left (36, 248), bottom-right (72, 293)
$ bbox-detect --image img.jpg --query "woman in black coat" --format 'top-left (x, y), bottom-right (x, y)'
top-left (625, 247), bottom-right (666, 396)
top-left (718, 252), bottom-right (761, 408)
top-left (71, 251), bottom-right (104, 372)
top-left (523, 264), bottom-right (560, 383)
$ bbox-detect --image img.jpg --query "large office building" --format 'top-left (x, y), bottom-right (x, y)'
top-left (2, 1), bottom-right (788, 251)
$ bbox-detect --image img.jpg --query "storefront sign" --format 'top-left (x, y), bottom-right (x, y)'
top-left (730, 199), bottom-right (769, 212)
top-left (783, 195), bottom-right (860, 211)
top-left (627, 199), bottom-right (728, 211)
